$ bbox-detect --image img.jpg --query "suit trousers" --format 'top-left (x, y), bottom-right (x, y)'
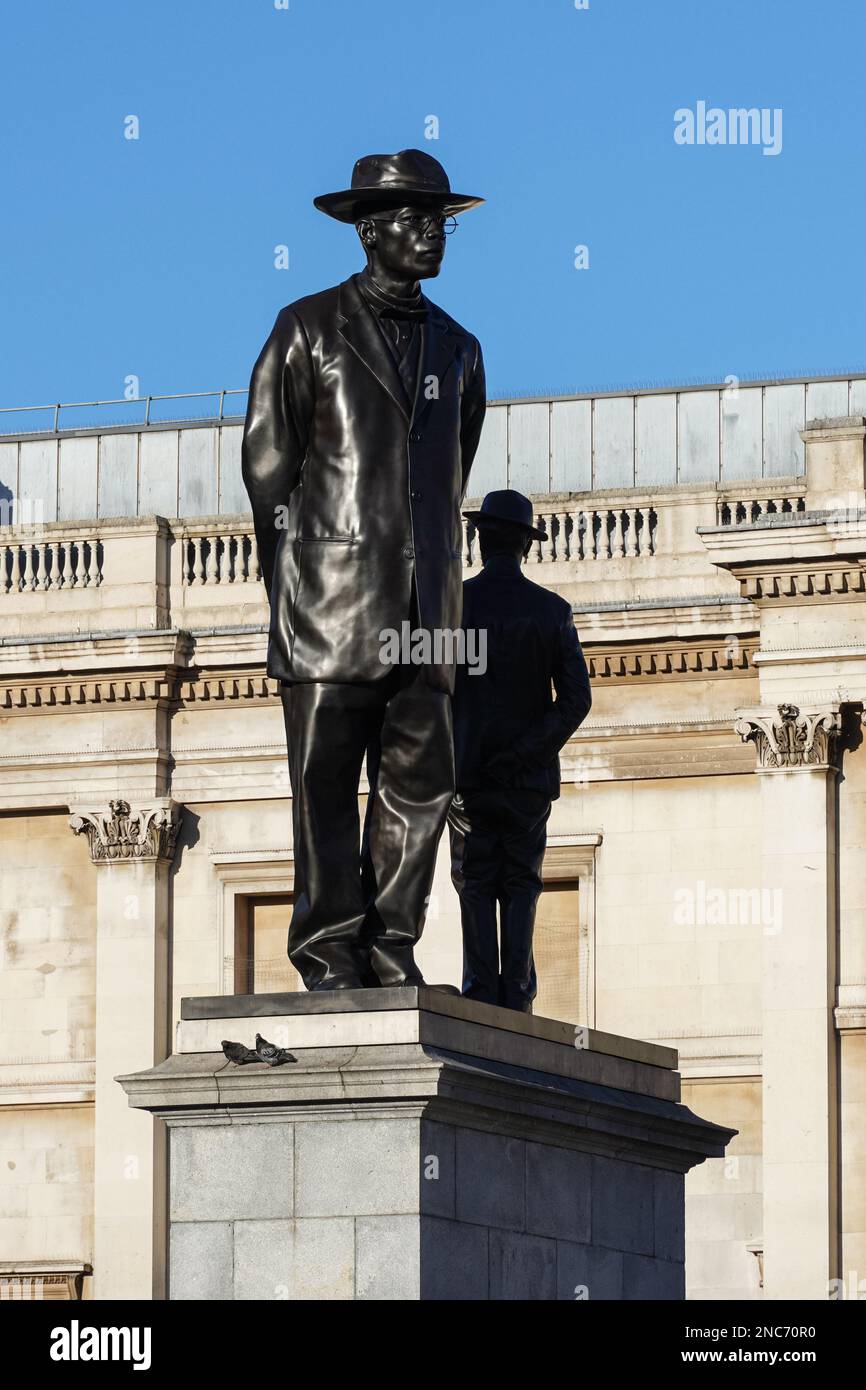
top-left (448, 786), bottom-right (551, 1012)
top-left (280, 666), bottom-right (454, 990)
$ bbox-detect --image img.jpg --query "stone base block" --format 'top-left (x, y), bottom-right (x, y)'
top-left (119, 988), bottom-right (734, 1300)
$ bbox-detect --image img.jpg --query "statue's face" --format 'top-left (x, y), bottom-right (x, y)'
top-left (359, 204), bottom-right (447, 279)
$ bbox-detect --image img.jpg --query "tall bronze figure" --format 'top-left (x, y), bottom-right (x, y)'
top-left (449, 491), bottom-right (592, 1012)
top-left (242, 150), bottom-right (486, 991)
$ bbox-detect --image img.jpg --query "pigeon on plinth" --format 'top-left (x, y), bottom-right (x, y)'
top-left (221, 1033), bottom-right (297, 1066)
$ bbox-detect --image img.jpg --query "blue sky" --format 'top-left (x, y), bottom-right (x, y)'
top-left (3, 0), bottom-right (865, 409)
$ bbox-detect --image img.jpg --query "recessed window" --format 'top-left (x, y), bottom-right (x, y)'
top-left (233, 894), bottom-right (302, 994)
top-left (0, 1266), bottom-right (88, 1300)
top-left (533, 879), bottom-right (581, 1024)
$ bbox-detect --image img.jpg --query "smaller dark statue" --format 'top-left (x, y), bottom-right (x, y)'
top-left (221, 1034), bottom-right (297, 1066)
top-left (449, 490), bottom-right (592, 1013)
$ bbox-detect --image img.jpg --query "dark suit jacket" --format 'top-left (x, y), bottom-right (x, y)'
top-left (241, 273), bottom-right (486, 690)
top-left (453, 554), bottom-right (592, 799)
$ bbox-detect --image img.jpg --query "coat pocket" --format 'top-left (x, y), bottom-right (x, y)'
top-left (298, 535), bottom-right (359, 544)
top-left (291, 540), bottom-right (365, 669)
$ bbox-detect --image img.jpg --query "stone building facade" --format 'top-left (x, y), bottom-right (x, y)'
top-left (1, 373), bottom-right (865, 1301)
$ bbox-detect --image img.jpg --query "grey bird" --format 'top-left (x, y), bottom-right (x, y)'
top-left (220, 1034), bottom-right (297, 1066)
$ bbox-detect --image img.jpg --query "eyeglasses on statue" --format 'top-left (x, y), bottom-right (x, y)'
top-left (369, 212), bottom-right (459, 235)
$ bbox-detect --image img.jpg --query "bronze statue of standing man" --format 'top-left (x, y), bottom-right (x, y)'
top-left (242, 150), bottom-right (486, 991)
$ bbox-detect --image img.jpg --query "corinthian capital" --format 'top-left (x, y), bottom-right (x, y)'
top-left (734, 703), bottom-right (843, 772)
top-left (69, 799), bottom-right (182, 863)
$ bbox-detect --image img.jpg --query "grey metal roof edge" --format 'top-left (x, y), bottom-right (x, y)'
top-left (4, 365), bottom-right (866, 440)
top-left (487, 367), bottom-right (866, 406)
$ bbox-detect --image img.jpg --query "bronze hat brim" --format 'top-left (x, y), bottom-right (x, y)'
top-left (314, 188), bottom-right (484, 223)
top-left (463, 509), bottom-right (547, 542)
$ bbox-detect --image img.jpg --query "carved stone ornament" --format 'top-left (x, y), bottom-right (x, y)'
top-left (69, 799), bottom-right (182, 863)
top-left (734, 703), bottom-right (843, 771)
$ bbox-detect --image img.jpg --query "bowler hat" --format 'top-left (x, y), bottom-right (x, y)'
top-left (463, 489), bottom-right (547, 541)
top-left (314, 149), bottom-right (484, 224)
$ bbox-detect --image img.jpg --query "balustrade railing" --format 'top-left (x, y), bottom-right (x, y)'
top-left (0, 479), bottom-right (815, 604)
top-left (182, 528), bottom-right (259, 585)
top-left (1, 533), bottom-right (103, 594)
top-left (463, 504), bottom-right (658, 567)
top-left (716, 493), bottom-right (806, 525)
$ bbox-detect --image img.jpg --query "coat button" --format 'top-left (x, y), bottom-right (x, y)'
top-left (403, 545), bottom-right (415, 560)
top-left (410, 431), bottom-right (421, 442)
top-left (411, 489), bottom-right (423, 501)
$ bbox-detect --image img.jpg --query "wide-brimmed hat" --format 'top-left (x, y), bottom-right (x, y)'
top-left (314, 149), bottom-right (484, 224)
top-left (463, 489), bottom-right (547, 542)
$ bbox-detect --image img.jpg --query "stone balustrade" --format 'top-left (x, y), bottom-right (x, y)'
top-left (181, 524), bottom-right (260, 586)
top-left (0, 477), bottom-right (809, 638)
top-left (463, 504), bottom-right (657, 567)
top-left (716, 491), bottom-right (806, 526)
top-left (1, 530), bottom-right (103, 595)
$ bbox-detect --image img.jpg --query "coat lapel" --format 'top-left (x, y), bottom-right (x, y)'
top-left (337, 276), bottom-right (411, 420)
top-left (412, 301), bottom-right (458, 428)
top-left (337, 277), bottom-right (460, 428)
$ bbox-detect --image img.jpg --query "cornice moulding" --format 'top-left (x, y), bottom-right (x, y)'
top-left (755, 645), bottom-right (866, 662)
top-left (0, 665), bottom-right (280, 712)
top-left (575, 596), bottom-right (752, 623)
top-left (0, 1056), bottom-right (96, 1105)
top-left (0, 676), bottom-right (178, 711)
top-left (171, 742), bottom-right (287, 757)
top-left (209, 846), bottom-right (294, 865)
top-left (800, 416), bottom-right (866, 442)
top-left (567, 721), bottom-right (753, 781)
top-left (586, 637), bottom-right (758, 682)
top-left (546, 832), bottom-right (604, 847)
top-left (0, 642), bottom-right (193, 684)
top-left (699, 517), bottom-right (866, 605)
top-left (180, 672), bottom-right (280, 702)
top-left (712, 563), bottom-right (866, 604)
top-left (0, 745), bottom-right (163, 765)
top-left (0, 514), bottom-right (173, 540)
top-left (578, 716), bottom-right (736, 735)
top-left (834, 1007), bottom-right (866, 1032)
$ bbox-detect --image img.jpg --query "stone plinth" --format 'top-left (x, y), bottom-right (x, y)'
top-left (119, 988), bottom-right (734, 1301)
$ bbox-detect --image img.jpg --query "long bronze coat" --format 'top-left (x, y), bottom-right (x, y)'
top-left (242, 273), bottom-right (486, 691)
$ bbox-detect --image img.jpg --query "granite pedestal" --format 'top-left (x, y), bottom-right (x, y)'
top-left (119, 988), bottom-right (735, 1300)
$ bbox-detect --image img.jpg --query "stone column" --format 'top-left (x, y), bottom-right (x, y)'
top-left (69, 798), bottom-right (181, 1300)
top-left (735, 703), bottom-right (843, 1300)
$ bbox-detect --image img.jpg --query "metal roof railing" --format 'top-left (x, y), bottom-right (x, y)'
top-left (5, 366), bottom-right (866, 439)
top-left (0, 389), bottom-right (249, 437)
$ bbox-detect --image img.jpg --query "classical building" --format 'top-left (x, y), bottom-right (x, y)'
top-left (1, 373), bottom-right (865, 1301)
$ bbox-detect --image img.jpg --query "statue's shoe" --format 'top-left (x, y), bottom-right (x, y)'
top-left (311, 976), bottom-right (365, 991)
top-left (369, 942), bottom-right (424, 989)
